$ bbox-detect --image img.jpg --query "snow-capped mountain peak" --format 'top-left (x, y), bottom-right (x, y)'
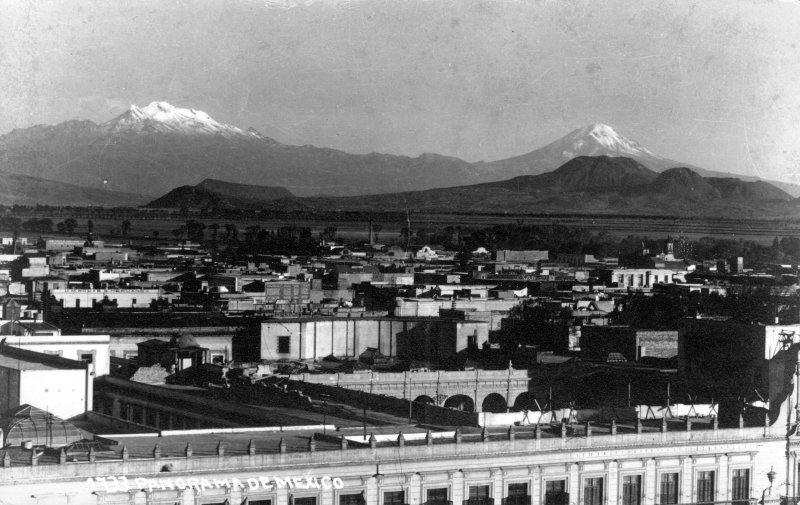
top-left (560, 123), bottom-right (660, 160)
top-left (104, 101), bottom-right (250, 138)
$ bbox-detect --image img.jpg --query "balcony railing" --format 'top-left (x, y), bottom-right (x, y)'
top-left (423, 501), bottom-right (452, 505)
top-left (678, 501), bottom-right (758, 505)
top-left (465, 499), bottom-right (492, 505)
top-left (502, 496), bottom-right (531, 505)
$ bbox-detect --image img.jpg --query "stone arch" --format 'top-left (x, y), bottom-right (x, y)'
top-left (482, 393), bottom-right (508, 413)
top-left (512, 392), bottom-right (539, 411)
top-left (443, 394), bottom-right (475, 412)
top-left (414, 395), bottom-right (436, 405)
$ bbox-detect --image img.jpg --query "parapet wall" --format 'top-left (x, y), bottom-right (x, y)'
top-left (0, 424), bottom-right (773, 484)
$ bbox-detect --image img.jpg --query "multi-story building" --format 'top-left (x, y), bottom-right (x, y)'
top-left (0, 401), bottom-right (791, 505)
top-left (258, 317), bottom-right (488, 362)
top-left (4, 336), bottom-right (800, 505)
top-left (599, 268), bottom-right (686, 290)
top-left (50, 287), bottom-right (161, 309)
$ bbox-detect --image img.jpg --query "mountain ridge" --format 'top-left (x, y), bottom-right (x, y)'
top-left (142, 156), bottom-right (797, 219)
top-left (241, 156), bottom-right (795, 218)
top-left (2, 102), bottom-right (798, 203)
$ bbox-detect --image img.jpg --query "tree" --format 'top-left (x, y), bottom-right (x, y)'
top-left (456, 246), bottom-right (472, 271)
top-left (63, 218), bottom-right (77, 235)
top-left (400, 227), bottom-right (412, 248)
top-left (22, 218), bottom-right (53, 233)
top-left (320, 226), bottom-right (337, 243)
top-left (371, 223), bottom-right (383, 243)
top-left (57, 222), bottom-right (66, 234)
top-left (224, 224), bottom-right (238, 242)
top-left (120, 220), bottom-right (131, 237)
top-left (244, 225), bottom-right (261, 243)
top-left (185, 220), bottom-right (206, 242)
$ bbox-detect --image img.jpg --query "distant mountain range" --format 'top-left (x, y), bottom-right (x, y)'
top-left (1, 101), bottom-right (798, 209)
top-left (147, 156), bottom-right (798, 218)
top-left (282, 156), bottom-right (797, 217)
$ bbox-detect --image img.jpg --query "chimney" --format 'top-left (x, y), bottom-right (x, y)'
top-left (368, 218), bottom-right (374, 245)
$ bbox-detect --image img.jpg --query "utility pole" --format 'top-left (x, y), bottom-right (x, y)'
top-left (627, 382), bottom-right (632, 408)
top-left (788, 358), bottom-right (800, 499)
top-left (363, 402), bottom-right (367, 440)
top-left (322, 395), bottom-right (328, 435)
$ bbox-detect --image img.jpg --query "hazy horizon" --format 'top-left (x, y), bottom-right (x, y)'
top-left (2, 0), bottom-right (799, 184)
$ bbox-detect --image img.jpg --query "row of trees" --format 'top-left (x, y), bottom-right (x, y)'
top-left (4, 211), bottom-right (800, 267)
top-left (401, 222), bottom-right (800, 266)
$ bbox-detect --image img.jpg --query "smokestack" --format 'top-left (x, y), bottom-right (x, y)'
top-left (368, 218), bottom-right (374, 245)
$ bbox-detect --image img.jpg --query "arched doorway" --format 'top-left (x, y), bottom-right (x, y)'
top-left (443, 395), bottom-right (475, 412)
top-left (482, 393), bottom-right (508, 413)
top-left (414, 395), bottom-right (436, 405)
top-left (513, 392), bottom-right (539, 411)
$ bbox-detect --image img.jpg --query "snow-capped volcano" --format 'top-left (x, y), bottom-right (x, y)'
top-left (479, 122), bottom-right (681, 181)
top-left (104, 101), bottom-right (260, 138)
top-left (560, 123), bottom-right (660, 159)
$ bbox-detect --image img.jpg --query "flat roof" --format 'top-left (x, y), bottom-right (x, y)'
top-left (0, 345), bottom-right (85, 371)
top-left (18, 416), bottom-right (719, 466)
top-left (0, 354), bottom-right (79, 371)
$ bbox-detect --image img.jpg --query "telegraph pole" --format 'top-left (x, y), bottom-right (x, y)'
top-left (781, 335), bottom-right (799, 500)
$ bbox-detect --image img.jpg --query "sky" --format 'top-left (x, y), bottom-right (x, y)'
top-left (2, 0), bottom-right (799, 183)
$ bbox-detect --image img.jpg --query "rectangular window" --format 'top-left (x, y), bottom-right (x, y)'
top-left (544, 480), bottom-right (567, 505)
top-left (294, 498), bottom-right (317, 505)
top-left (340, 494), bottom-right (365, 505)
top-left (696, 471), bottom-right (715, 503)
top-left (278, 336), bottom-right (291, 354)
top-left (384, 491), bottom-right (405, 505)
top-left (583, 478), bottom-right (603, 505)
top-left (622, 475), bottom-right (642, 505)
top-left (731, 469), bottom-right (750, 504)
top-left (467, 485), bottom-right (491, 505)
top-left (426, 487), bottom-right (449, 505)
top-left (80, 353), bottom-right (94, 364)
top-left (659, 473), bottom-right (679, 505)
top-left (249, 500), bottom-right (272, 505)
top-left (505, 483), bottom-right (529, 505)
top-left (507, 483), bottom-right (527, 496)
